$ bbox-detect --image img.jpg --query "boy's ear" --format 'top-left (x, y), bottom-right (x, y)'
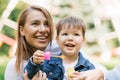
top-left (20, 26), bottom-right (25, 36)
top-left (83, 37), bottom-right (85, 41)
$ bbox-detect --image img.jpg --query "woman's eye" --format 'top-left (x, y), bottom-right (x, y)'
top-left (62, 33), bottom-right (68, 35)
top-left (31, 22), bottom-right (39, 26)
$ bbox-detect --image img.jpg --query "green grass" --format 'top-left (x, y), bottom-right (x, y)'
top-left (0, 55), bottom-right (9, 80)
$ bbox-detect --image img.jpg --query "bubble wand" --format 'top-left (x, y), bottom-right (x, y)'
top-left (43, 51), bottom-right (65, 60)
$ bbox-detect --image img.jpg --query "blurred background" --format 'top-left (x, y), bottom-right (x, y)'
top-left (0, 0), bottom-right (120, 80)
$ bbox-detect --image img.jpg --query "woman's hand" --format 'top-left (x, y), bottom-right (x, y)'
top-left (69, 69), bottom-right (104, 80)
top-left (23, 70), bottom-right (48, 80)
top-left (32, 50), bottom-right (45, 64)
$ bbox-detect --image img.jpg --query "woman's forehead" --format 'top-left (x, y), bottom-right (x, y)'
top-left (26, 10), bottom-right (47, 22)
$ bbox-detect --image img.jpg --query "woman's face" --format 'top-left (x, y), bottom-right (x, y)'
top-left (20, 10), bottom-right (50, 51)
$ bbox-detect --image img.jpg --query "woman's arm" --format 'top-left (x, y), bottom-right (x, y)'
top-left (69, 69), bottom-right (104, 80)
top-left (105, 66), bottom-right (120, 80)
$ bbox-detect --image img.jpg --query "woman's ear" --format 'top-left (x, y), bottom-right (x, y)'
top-left (82, 37), bottom-right (85, 43)
top-left (20, 26), bottom-right (25, 36)
top-left (56, 36), bottom-right (59, 44)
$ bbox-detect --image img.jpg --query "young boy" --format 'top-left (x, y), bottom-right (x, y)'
top-left (24, 16), bottom-right (95, 80)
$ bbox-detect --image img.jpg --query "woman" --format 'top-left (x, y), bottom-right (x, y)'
top-left (5, 5), bottom-right (54, 80)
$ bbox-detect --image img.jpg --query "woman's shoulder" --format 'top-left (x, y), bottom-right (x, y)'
top-left (5, 56), bottom-right (17, 72)
top-left (7, 56), bottom-right (16, 65)
top-left (4, 56), bottom-right (20, 80)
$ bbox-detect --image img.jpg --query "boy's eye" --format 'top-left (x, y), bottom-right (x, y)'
top-left (74, 33), bottom-right (80, 36)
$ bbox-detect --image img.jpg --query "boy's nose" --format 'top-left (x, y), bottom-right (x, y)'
top-left (68, 35), bottom-right (73, 40)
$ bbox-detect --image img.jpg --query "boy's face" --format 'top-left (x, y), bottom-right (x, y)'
top-left (56, 27), bottom-right (85, 57)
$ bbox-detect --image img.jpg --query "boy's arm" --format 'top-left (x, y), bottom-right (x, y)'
top-left (24, 57), bottom-right (40, 79)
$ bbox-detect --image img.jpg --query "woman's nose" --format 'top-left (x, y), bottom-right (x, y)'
top-left (38, 24), bottom-right (46, 32)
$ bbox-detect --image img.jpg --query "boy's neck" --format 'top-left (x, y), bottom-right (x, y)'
top-left (63, 55), bottom-right (78, 64)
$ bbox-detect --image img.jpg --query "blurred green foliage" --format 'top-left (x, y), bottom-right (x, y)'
top-left (1, 25), bottom-right (16, 39)
top-left (0, 0), bottom-right (119, 56)
top-left (0, 44), bottom-right (9, 55)
top-left (0, 25), bottom-right (16, 55)
top-left (0, 0), bottom-right (9, 55)
top-left (0, 0), bottom-right (9, 17)
top-left (0, 1), bottom-right (27, 55)
top-left (0, 55), bottom-right (10, 80)
top-left (107, 38), bottom-right (120, 48)
top-left (9, 1), bottom-right (28, 21)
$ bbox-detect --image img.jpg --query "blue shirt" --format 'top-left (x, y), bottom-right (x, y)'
top-left (25, 52), bottom-right (95, 80)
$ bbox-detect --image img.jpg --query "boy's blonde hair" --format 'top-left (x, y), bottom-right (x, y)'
top-left (56, 16), bottom-right (86, 39)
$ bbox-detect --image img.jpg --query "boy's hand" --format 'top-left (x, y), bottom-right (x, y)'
top-left (33, 50), bottom-right (45, 64)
